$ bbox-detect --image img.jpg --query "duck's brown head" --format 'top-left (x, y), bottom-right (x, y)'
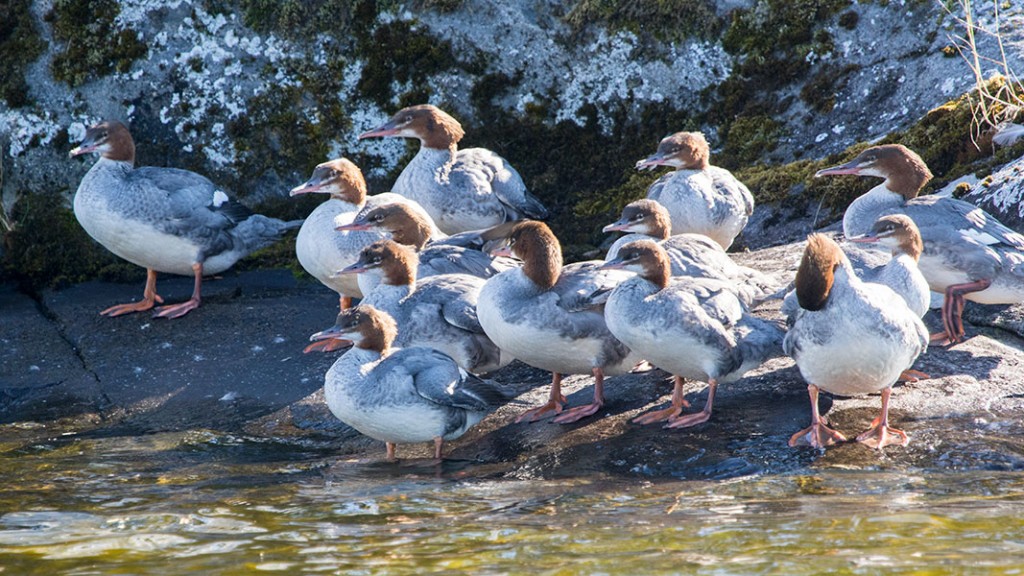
top-left (814, 144), bottom-right (932, 200)
top-left (795, 234), bottom-right (846, 311)
top-left (635, 131), bottom-right (710, 171)
top-left (600, 239), bottom-right (671, 289)
top-left (358, 104), bottom-right (464, 150)
top-left (335, 240), bottom-right (417, 286)
top-left (847, 214), bottom-right (923, 261)
top-left (308, 305), bottom-right (397, 354)
top-left (289, 158), bottom-right (367, 204)
top-left (485, 220), bottom-right (561, 290)
top-left (69, 120), bottom-right (135, 163)
top-left (602, 199), bottom-right (672, 239)
top-left (350, 202), bottom-right (433, 249)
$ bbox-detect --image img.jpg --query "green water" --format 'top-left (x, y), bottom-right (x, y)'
top-left (3, 427), bottom-right (1024, 575)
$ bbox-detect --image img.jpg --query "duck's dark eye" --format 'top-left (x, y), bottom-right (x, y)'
top-left (372, 214), bottom-right (384, 222)
top-left (372, 256), bottom-right (383, 264)
top-left (101, 131), bottom-right (109, 139)
top-left (630, 213), bottom-right (644, 221)
top-left (402, 116), bottom-right (413, 124)
top-left (508, 238), bottom-right (516, 247)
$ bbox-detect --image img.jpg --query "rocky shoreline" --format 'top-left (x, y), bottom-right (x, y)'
top-left (5, 236), bottom-right (1024, 478)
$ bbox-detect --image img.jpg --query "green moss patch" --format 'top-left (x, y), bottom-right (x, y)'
top-left (46, 0), bottom-right (148, 87)
top-left (0, 0), bottom-right (46, 108)
top-left (565, 0), bottom-right (722, 42)
top-left (2, 191), bottom-right (138, 291)
top-left (709, 0), bottom-right (851, 167)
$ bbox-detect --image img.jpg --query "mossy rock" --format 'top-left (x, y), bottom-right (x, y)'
top-left (47, 0), bottom-right (148, 87)
top-left (1, 190), bottom-right (138, 291)
top-left (0, 0), bottom-right (46, 108)
top-left (565, 0), bottom-right (723, 41)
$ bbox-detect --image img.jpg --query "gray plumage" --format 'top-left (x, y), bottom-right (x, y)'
top-left (362, 274), bottom-right (505, 374)
top-left (478, 262), bottom-right (640, 376)
top-left (606, 273), bottom-right (783, 385)
top-left (607, 231), bottom-right (779, 307)
top-left (325, 344), bottom-right (510, 445)
top-left (72, 124), bottom-right (300, 277)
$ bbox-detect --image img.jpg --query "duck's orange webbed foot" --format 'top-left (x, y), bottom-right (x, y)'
top-left (101, 295), bottom-right (164, 317)
top-left (632, 401), bottom-right (689, 425)
top-left (153, 297), bottom-right (200, 319)
top-left (856, 417), bottom-right (909, 449)
top-left (898, 369), bottom-right (930, 383)
top-left (788, 421), bottom-right (847, 448)
top-left (552, 401), bottom-right (603, 424)
top-left (514, 397), bottom-right (567, 423)
top-left (665, 408), bottom-right (712, 429)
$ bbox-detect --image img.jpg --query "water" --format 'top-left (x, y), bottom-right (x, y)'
top-left (3, 426), bottom-right (1024, 574)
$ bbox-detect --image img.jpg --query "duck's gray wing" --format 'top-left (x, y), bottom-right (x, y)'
top-left (413, 274), bottom-right (486, 333)
top-left (128, 166), bottom-right (269, 258)
top-left (554, 261), bottom-right (633, 312)
top-left (418, 245), bottom-right (515, 280)
top-left (904, 195), bottom-right (1024, 250)
top-left (382, 348), bottom-right (510, 410)
top-left (734, 315), bottom-right (786, 367)
top-left (457, 148), bottom-right (548, 220)
top-left (709, 167), bottom-right (754, 216)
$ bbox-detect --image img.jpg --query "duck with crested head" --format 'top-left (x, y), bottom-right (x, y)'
top-left (359, 104), bottom-right (548, 234)
top-left (784, 234), bottom-right (928, 450)
top-left (636, 131), bottom-right (754, 249)
top-left (817, 144), bottom-right (1024, 346)
top-left (477, 220), bottom-right (642, 423)
top-left (603, 198), bottom-right (780, 306)
top-left (333, 240), bottom-right (510, 374)
top-left (289, 158), bottom-right (441, 352)
top-left (335, 201), bottom-right (519, 285)
top-left (310, 305), bottom-right (513, 460)
top-left (601, 240), bottom-right (785, 428)
top-left (70, 120), bottom-right (301, 319)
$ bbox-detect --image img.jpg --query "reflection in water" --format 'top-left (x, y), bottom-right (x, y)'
top-left (2, 428), bottom-right (1024, 573)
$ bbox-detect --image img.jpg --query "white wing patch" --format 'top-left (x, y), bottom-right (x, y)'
top-left (961, 227), bottom-right (1000, 246)
top-left (212, 190), bottom-right (230, 207)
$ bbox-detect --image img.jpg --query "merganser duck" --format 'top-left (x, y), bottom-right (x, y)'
top-left (603, 198), bottom-right (780, 306)
top-left (846, 214), bottom-right (930, 318)
top-left (334, 240), bottom-right (509, 374)
top-left (70, 120), bottom-right (301, 318)
top-left (358, 104), bottom-right (548, 234)
top-left (477, 220), bottom-right (641, 423)
top-left (335, 201), bottom-right (519, 286)
top-left (785, 234), bottom-right (928, 449)
top-left (601, 240), bottom-right (784, 427)
top-left (636, 131), bottom-right (754, 249)
top-left (290, 158), bottom-right (440, 352)
top-left (817, 144), bottom-right (1024, 345)
top-left (310, 305), bottom-right (512, 460)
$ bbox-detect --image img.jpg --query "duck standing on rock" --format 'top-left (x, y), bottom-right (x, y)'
top-left (310, 305), bottom-right (513, 461)
top-left (785, 234), bottom-right (928, 450)
top-left (335, 201), bottom-right (518, 284)
top-left (358, 104), bottom-right (548, 234)
top-left (817, 144), bottom-right (1024, 345)
top-left (70, 120), bottom-right (302, 318)
top-left (477, 220), bottom-right (641, 424)
top-left (603, 198), bottom-right (780, 306)
top-left (334, 240), bottom-right (509, 375)
top-left (600, 240), bottom-right (784, 428)
top-left (290, 158), bottom-right (440, 352)
top-left (636, 131), bottom-right (753, 249)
